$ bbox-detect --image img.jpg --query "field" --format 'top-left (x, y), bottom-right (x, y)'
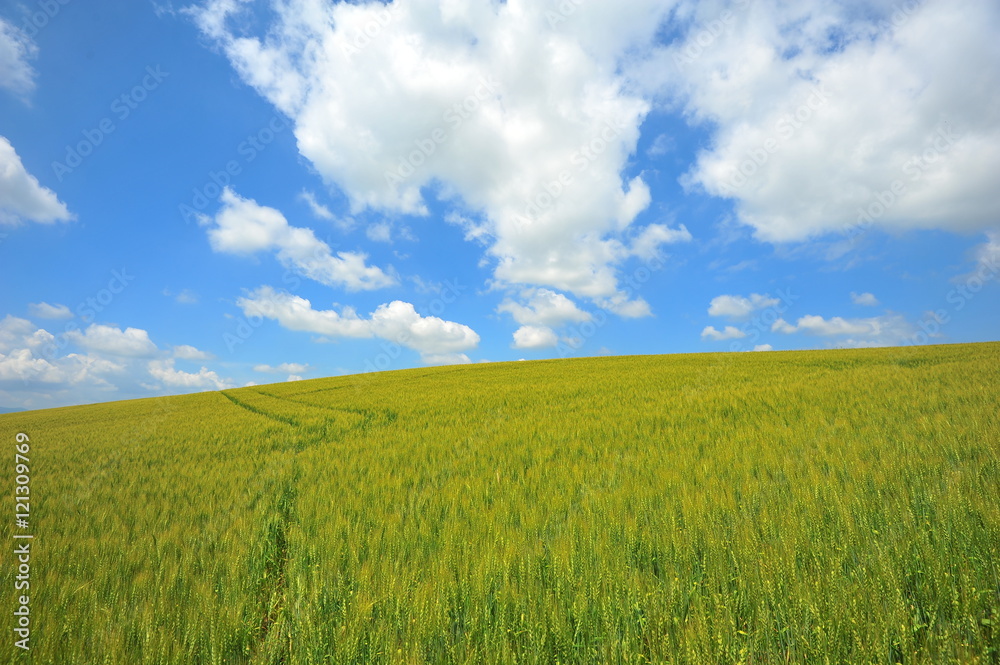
top-left (1, 342), bottom-right (999, 664)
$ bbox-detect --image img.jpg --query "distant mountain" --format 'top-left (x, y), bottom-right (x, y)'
top-left (0, 406), bottom-right (24, 414)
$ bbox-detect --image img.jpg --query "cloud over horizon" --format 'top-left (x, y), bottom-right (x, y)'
top-left (237, 286), bottom-right (480, 364)
top-left (650, 0), bottom-right (1000, 242)
top-left (190, 0), bottom-right (689, 315)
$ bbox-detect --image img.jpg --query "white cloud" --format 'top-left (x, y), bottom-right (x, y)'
top-left (772, 315), bottom-right (871, 336)
top-left (191, 0), bottom-right (675, 313)
top-left (708, 293), bottom-right (780, 319)
top-left (65, 324), bottom-right (159, 358)
top-left (446, 212), bottom-right (491, 246)
top-left (0, 348), bottom-right (59, 383)
top-left (28, 302), bottom-right (72, 320)
top-left (0, 18), bottom-right (36, 99)
top-left (851, 292), bottom-right (880, 306)
top-left (630, 222), bottom-right (692, 260)
top-left (0, 318), bottom-right (122, 391)
top-left (237, 286), bottom-right (480, 362)
top-left (363, 221), bottom-right (415, 244)
top-left (598, 293), bottom-right (653, 319)
top-left (511, 325), bottom-right (559, 350)
top-left (254, 362), bottom-right (310, 374)
top-left (238, 287), bottom-right (372, 339)
top-left (617, 176), bottom-right (653, 228)
top-left (973, 229), bottom-right (1000, 268)
top-left (772, 313), bottom-right (916, 346)
top-left (202, 188), bottom-right (395, 291)
top-left (299, 189), bottom-right (356, 232)
top-left (497, 288), bottom-right (592, 327)
top-left (173, 345), bottom-right (214, 361)
top-left (370, 300), bottom-right (480, 358)
top-left (0, 136), bottom-right (73, 226)
top-left (751, 344), bottom-right (773, 352)
top-left (655, 0), bottom-right (1000, 242)
top-left (148, 359), bottom-right (235, 390)
top-left (366, 221), bottom-right (392, 243)
top-left (0, 316), bottom-right (51, 353)
top-left (646, 133), bottom-right (674, 157)
top-left (299, 189), bottom-right (334, 220)
top-left (701, 325), bottom-right (747, 341)
top-left (950, 228), bottom-right (1000, 283)
top-left (175, 289), bottom-right (198, 304)
top-left (62, 353), bottom-right (126, 381)
top-left (286, 374), bottom-right (304, 382)
top-left (0, 348), bottom-right (124, 386)
top-left (0, 316), bottom-right (236, 408)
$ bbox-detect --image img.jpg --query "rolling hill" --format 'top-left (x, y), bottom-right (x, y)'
top-left (1, 343), bottom-right (998, 664)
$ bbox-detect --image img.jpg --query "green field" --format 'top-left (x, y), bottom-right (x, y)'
top-left (2, 343), bottom-right (999, 664)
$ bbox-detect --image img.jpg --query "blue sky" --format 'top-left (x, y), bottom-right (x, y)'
top-left (1, 0), bottom-right (997, 410)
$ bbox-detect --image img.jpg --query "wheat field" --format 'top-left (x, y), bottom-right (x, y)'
top-left (1, 342), bottom-right (998, 664)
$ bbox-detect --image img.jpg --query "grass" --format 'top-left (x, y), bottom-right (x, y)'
top-left (1, 342), bottom-right (998, 663)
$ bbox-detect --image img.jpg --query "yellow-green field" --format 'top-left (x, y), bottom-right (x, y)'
top-left (2, 343), bottom-right (999, 664)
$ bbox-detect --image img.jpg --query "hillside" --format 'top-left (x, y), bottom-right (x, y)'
top-left (1, 343), bottom-right (998, 664)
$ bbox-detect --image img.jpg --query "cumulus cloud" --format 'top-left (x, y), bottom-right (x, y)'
top-left (237, 286), bottom-right (480, 362)
top-left (654, 0), bottom-right (1000, 242)
top-left (0, 316), bottom-right (45, 353)
top-left (148, 359), bottom-right (235, 390)
top-left (28, 302), bottom-right (72, 320)
top-left (0, 317), bottom-right (61, 365)
top-left (498, 288), bottom-right (592, 327)
top-left (0, 316), bottom-right (236, 408)
top-left (0, 136), bottom-right (73, 226)
top-left (173, 344), bottom-right (214, 361)
top-left (189, 0), bottom-right (676, 312)
top-left (701, 325), bottom-right (747, 341)
top-left (772, 313), bottom-right (916, 346)
top-left (0, 349), bottom-right (51, 383)
top-left (708, 293), bottom-right (780, 319)
top-left (598, 293), bottom-right (654, 319)
top-left (630, 222), bottom-right (692, 260)
top-left (65, 324), bottom-right (159, 358)
top-left (202, 188), bottom-right (395, 291)
top-left (0, 320), bottom-right (117, 395)
top-left (0, 328), bottom-right (60, 382)
top-left (0, 18), bottom-right (36, 98)
top-left (0, 348), bottom-right (122, 385)
top-left (511, 325), bottom-right (559, 350)
top-left (851, 292), bottom-right (880, 306)
top-left (772, 315), bottom-right (869, 336)
top-left (370, 300), bottom-right (480, 358)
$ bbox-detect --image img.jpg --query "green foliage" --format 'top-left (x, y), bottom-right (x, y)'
top-left (2, 343), bottom-right (998, 663)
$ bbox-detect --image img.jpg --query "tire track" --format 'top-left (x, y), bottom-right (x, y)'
top-left (223, 388), bottom-right (397, 662)
top-left (255, 390), bottom-right (398, 434)
top-left (221, 391), bottom-right (299, 426)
